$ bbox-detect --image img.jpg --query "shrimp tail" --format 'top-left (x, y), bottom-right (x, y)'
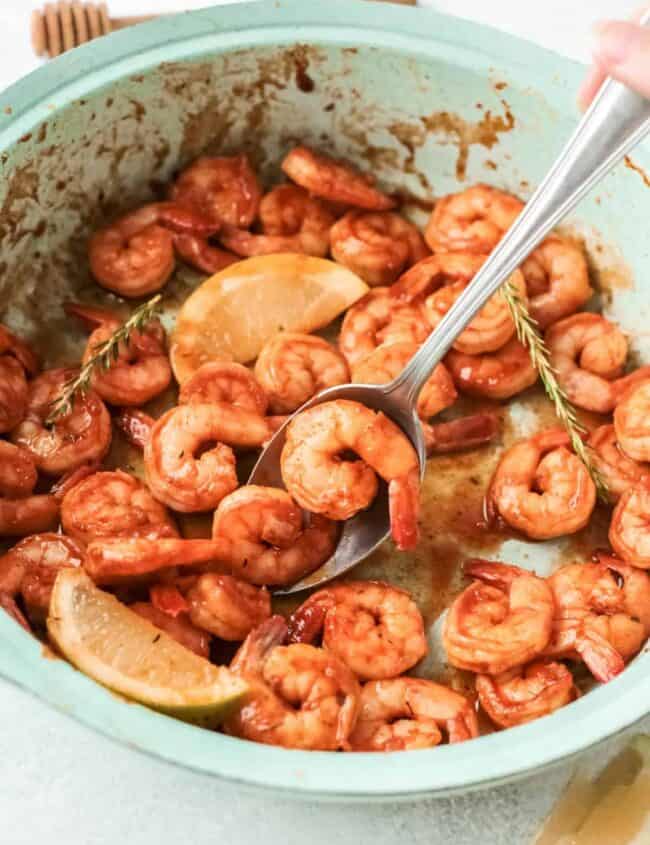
top-left (150, 583), bottom-right (190, 617)
top-left (51, 462), bottom-right (101, 499)
top-left (64, 302), bottom-right (117, 330)
top-left (173, 233), bottom-right (239, 274)
top-left (287, 596), bottom-right (331, 644)
top-left (115, 409), bottom-right (155, 449)
top-left (389, 467), bottom-right (420, 551)
top-left (423, 413), bottom-right (499, 456)
top-left (573, 627), bottom-right (625, 683)
top-left (0, 592), bottom-right (31, 633)
top-left (463, 559), bottom-right (530, 588)
top-left (230, 615), bottom-right (288, 675)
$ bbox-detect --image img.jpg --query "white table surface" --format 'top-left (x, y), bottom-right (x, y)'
top-left (0, 2), bottom-right (647, 844)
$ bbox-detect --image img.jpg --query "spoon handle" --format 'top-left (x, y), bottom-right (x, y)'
top-left (388, 12), bottom-right (650, 409)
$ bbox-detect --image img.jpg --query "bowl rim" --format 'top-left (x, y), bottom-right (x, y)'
top-left (1, 0), bottom-right (649, 799)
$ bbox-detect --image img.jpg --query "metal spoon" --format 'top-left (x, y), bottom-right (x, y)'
top-left (250, 31), bottom-right (650, 594)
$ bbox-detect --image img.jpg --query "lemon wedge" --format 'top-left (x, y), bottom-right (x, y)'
top-left (170, 253), bottom-right (368, 382)
top-left (47, 569), bottom-right (247, 727)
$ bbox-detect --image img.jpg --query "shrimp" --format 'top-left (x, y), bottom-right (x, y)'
top-left (66, 303), bottom-right (172, 407)
top-left (543, 558), bottom-right (650, 680)
top-left (281, 145), bottom-right (395, 210)
top-left (614, 379), bottom-right (650, 462)
top-left (443, 560), bottom-right (554, 674)
top-left (169, 154), bottom-right (261, 228)
top-left (254, 333), bottom-right (349, 414)
top-left (0, 441), bottom-right (59, 537)
top-left (220, 185), bottom-right (337, 258)
top-left (11, 369), bottom-right (112, 475)
top-left (130, 601), bottom-right (211, 658)
top-left (445, 337), bottom-right (538, 400)
top-left (211, 486), bottom-right (338, 587)
top-left (226, 615), bottom-right (360, 750)
top-left (545, 313), bottom-right (650, 413)
top-left (120, 404), bottom-right (275, 512)
top-left (183, 573), bottom-right (271, 640)
top-left (88, 202), bottom-right (217, 297)
top-left (349, 678), bottom-right (478, 751)
top-left (287, 581), bottom-right (427, 680)
top-left (423, 413), bottom-right (500, 456)
top-left (609, 479), bottom-right (650, 567)
top-left (179, 362), bottom-right (269, 415)
top-left (280, 399), bottom-right (421, 550)
top-left (391, 251), bottom-right (486, 304)
top-left (329, 211), bottom-right (428, 285)
top-left (424, 184), bottom-right (523, 254)
top-left (425, 266), bottom-right (528, 355)
top-left (0, 323), bottom-right (39, 434)
top-left (338, 287), bottom-right (430, 368)
top-left (587, 424), bottom-right (647, 502)
top-left (60, 470), bottom-right (179, 545)
top-left (488, 428), bottom-right (596, 539)
top-left (0, 532), bottom-right (83, 621)
top-left (351, 341), bottom-right (457, 420)
top-left (521, 236), bottom-right (592, 328)
top-left (173, 233), bottom-right (239, 275)
top-left (476, 661), bottom-right (575, 729)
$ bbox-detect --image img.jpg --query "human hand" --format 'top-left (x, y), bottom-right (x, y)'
top-left (579, 8), bottom-right (650, 108)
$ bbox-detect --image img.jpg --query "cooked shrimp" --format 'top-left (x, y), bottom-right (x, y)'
top-left (66, 303), bottom-right (172, 406)
top-left (338, 287), bottom-right (430, 368)
top-left (329, 211), bottom-right (428, 285)
top-left (121, 404), bottom-right (274, 513)
top-left (254, 333), bottom-right (349, 414)
top-left (211, 485), bottom-right (338, 587)
top-left (287, 581), bottom-right (427, 680)
top-left (545, 313), bottom-right (650, 413)
top-left (172, 233), bottom-right (239, 275)
top-left (0, 532), bottom-right (83, 620)
top-left (88, 202), bottom-right (217, 297)
top-left (425, 265), bottom-right (528, 355)
top-left (226, 615), bottom-right (360, 750)
top-left (609, 479), bottom-right (650, 567)
top-left (183, 573), bottom-right (271, 640)
top-left (11, 369), bottom-right (112, 475)
top-left (130, 601), bottom-right (211, 658)
top-left (0, 593), bottom-right (30, 632)
top-left (83, 537), bottom-right (238, 584)
top-left (614, 379), bottom-right (650, 462)
top-left (423, 413), bottom-right (500, 456)
top-left (281, 399), bottom-right (421, 549)
top-left (349, 678), bottom-right (478, 751)
top-left (220, 184), bottom-right (337, 258)
top-left (391, 251), bottom-right (485, 304)
top-left (488, 428), bottom-right (596, 539)
top-left (445, 337), bottom-right (538, 400)
top-left (588, 424), bottom-right (647, 502)
top-left (0, 441), bottom-right (59, 537)
top-left (179, 362), bottom-right (269, 414)
top-left (521, 236), bottom-right (592, 328)
top-left (543, 558), bottom-right (650, 680)
top-left (281, 145), bottom-right (395, 210)
top-left (424, 184), bottom-right (523, 253)
top-left (60, 470), bottom-right (179, 545)
top-left (351, 341), bottom-right (457, 420)
top-left (0, 323), bottom-right (38, 434)
top-left (170, 154), bottom-right (261, 227)
top-left (476, 661), bottom-right (575, 729)
top-left (443, 560), bottom-right (554, 674)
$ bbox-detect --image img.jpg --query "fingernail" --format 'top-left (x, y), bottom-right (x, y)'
top-left (592, 20), bottom-right (638, 65)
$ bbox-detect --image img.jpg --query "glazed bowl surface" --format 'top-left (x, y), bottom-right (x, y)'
top-left (0, 0), bottom-right (649, 799)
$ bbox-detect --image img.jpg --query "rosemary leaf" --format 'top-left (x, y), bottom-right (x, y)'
top-left (46, 294), bottom-right (163, 426)
top-left (503, 280), bottom-right (609, 503)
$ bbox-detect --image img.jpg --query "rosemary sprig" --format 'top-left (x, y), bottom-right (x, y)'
top-left (46, 294), bottom-right (163, 425)
top-left (502, 280), bottom-right (609, 503)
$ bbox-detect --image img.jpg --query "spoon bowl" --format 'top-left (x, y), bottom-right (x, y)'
top-left (248, 380), bottom-right (427, 594)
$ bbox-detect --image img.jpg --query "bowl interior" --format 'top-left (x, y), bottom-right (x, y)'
top-left (0, 0), bottom-right (649, 798)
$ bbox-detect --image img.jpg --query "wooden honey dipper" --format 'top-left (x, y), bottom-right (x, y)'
top-left (31, 0), bottom-right (417, 60)
top-left (31, 2), bottom-right (157, 58)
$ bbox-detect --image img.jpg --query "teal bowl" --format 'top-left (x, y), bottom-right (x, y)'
top-left (0, 0), bottom-right (649, 799)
